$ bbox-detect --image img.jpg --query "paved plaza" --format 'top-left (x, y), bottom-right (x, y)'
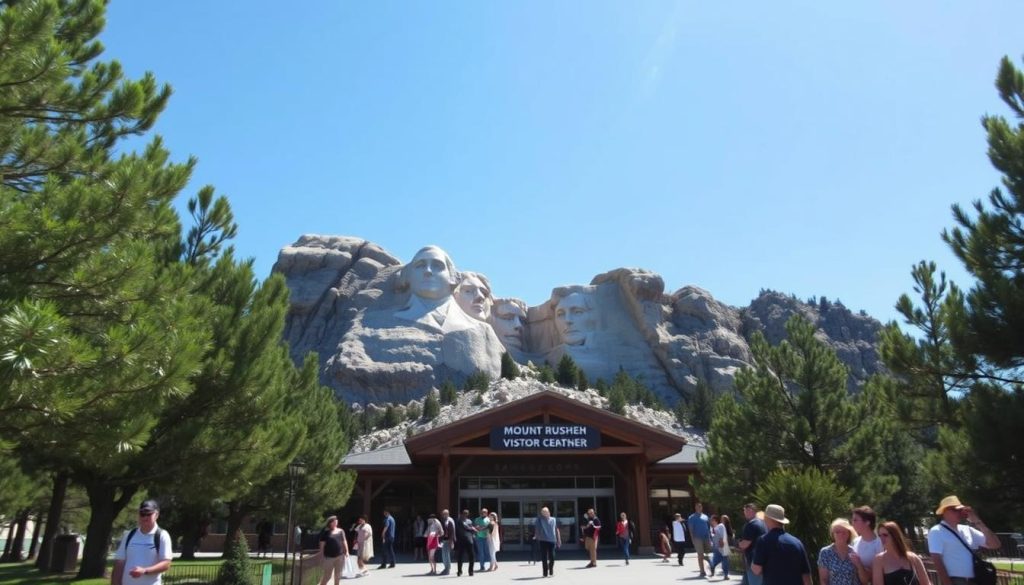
top-left (312, 552), bottom-right (743, 584)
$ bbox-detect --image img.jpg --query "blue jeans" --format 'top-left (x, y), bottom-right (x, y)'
top-left (441, 540), bottom-right (451, 573)
top-left (618, 537), bottom-right (630, 561)
top-left (711, 550), bottom-right (729, 577)
top-left (474, 538), bottom-right (489, 570)
top-left (745, 568), bottom-right (763, 585)
top-left (382, 538), bottom-right (396, 566)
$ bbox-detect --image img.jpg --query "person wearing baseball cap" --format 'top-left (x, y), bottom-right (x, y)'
top-left (751, 504), bottom-right (812, 585)
top-left (927, 496), bottom-right (1001, 585)
top-left (113, 500), bottom-right (173, 585)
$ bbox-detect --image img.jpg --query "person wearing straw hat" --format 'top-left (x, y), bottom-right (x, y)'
top-left (926, 496), bottom-right (1001, 585)
top-left (751, 504), bottom-right (812, 585)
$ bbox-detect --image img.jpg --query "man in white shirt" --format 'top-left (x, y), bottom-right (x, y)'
top-left (850, 505), bottom-right (883, 585)
top-left (113, 500), bottom-right (173, 585)
top-left (927, 495), bottom-right (1001, 585)
top-left (672, 513), bottom-right (687, 566)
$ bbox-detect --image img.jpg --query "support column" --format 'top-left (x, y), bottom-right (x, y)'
top-left (362, 478), bottom-right (372, 520)
top-left (437, 454), bottom-right (451, 513)
top-left (633, 454), bottom-right (652, 551)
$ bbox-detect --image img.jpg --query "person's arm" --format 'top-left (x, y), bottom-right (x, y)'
top-left (965, 509), bottom-right (1001, 550)
top-left (137, 559), bottom-right (171, 577)
top-left (872, 555), bottom-right (883, 585)
top-left (911, 554), bottom-right (931, 585)
top-left (319, 535), bottom-right (326, 558)
top-left (931, 554), bottom-right (952, 585)
top-left (112, 560), bottom-right (125, 585)
top-left (819, 566), bottom-right (830, 585)
top-left (851, 551), bottom-right (869, 585)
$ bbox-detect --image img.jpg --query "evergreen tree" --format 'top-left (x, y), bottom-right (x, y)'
top-left (440, 381), bottom-right (458, 405)
top-left (576, 369), bottom-right (589, 392)
top-left (555, 355), bottom-right (578, 387)
top-left (594, 378), bottom-right (609, 397)
top-left (500, 352), bottom-right (520, 380)
top-left (697, 316), bottom-right (897, 513)
top-left (537, 365), bottom-right (556, 384)
top-left (754, 468), bottom-right (850, 566)
top-left (688, 379), bottom-right (714, 429)
top-left (423, 392), bottom-right (440, 421)
top-left (607, 387), bottom-right (626, 415)
top-left (215, 530), bottom-right (256, 585)
top-left (383, 405), bottom-right (401, 428)
top-left (406, 402), bottom-right (422, 421)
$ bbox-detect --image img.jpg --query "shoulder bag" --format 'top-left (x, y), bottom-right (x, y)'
top-left (941, 523), bottom-right (997, 585)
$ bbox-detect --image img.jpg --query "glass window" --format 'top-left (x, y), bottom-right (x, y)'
top-left (596, 476), bottom-right (614, 488)
top-left (460, 477), bottom-right (479, 489)
top-left (576, 477), bottom-right (594, 488)
top-left (480, 478), bottom-right (499, 489)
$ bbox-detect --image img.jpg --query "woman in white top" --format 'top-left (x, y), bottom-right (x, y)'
top-left (709, 514), bottom-right (732, 579)
top-left (425, 514), bottom-right (443, 575)
top-left (487, 512), bottom-right (501, 571)
top-left (354, 516), bottom-right (374, 576)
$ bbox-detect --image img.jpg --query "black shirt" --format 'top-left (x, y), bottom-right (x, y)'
top-left (320, 528), bottom-right (344, 557)
top-left (741, 518), bottom-right (767, 563)
top-left (457, 517), bottom-right (476, 543)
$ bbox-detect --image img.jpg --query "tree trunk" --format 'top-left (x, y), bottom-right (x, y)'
top-left (28, 512), bottom-right (43, 560)
top-left (36, 472), bottom-right (68, 572)
top-left (1, 521), bottom-right (15, 562)
top-left (222, 502), bottom-right (251, 558)
top-left (77, 479), bottom-right (137, 579)
top-left (9, 510), bottom-right (30, 562)
top-left (178, 507), bottom-right (209, 560)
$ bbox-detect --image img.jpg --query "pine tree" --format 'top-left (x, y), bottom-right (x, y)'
top-left (697, 316), bottom-right (897, 513)
top-left (423, 392), bottom-right (440, 421)
top-left (594, 378), bottom-right (609, 397)
top-left (383, 405), bottom-right (401, 428)
top-left (215, 530), bottom-right (256, 585)
top-left (754, 468), bottom-right (850, 565)
top-left (537, 365), bottom-right (556, 384)
top-left (688, 379), bottom-right (714, 429)
top-left (500, 352), bottom-right (520, 380)
top-left (406, 402), bottom-right (422, 421)
top-left (607, 387), bottom-right (626, 415)
top-left (440, 381), bottom-right (458, 405)
top-left (555, 355), bottom-right (578, 387)
top-left (576, 369), bottom-right (589, 392)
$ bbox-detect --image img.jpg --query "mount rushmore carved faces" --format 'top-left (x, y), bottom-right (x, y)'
top-left (399, 245), bottom-right (459, 301)
top-left (490, 298), bottom-right (527, 351)
top-left (554, 291), bottom-right (595, 346)
top-left (455, 272), bottom-right (493, 321)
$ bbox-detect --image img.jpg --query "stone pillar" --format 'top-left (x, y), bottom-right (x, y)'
top-left (362, 478), bottom-right (372, 520)
top-left (633, 454), bottom-right (652, 552)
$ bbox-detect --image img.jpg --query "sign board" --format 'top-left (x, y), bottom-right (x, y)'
top-left (490, 424), bottom-right (601, 450)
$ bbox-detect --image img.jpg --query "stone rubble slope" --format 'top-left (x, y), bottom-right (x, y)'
top-left (349, 376), bottom-right (706, 454)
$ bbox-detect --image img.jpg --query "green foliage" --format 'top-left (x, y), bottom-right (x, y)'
top-left (215, 530), bottom-right (255, 585)
top-left (698, 316), bottom-right (897, 513)
top-left (500, 352), bottom-right (520, 380)
top-left (594, 378), bottom-right (609, 397)
top-left (555, 354), bottom-right (578, 387)
top-left (440, 381), bottom-right (458, 405)
top-left (576, 369), bottom-right (589, 392)
top-left (406, 402), bottom-right (422, 421)
top-left (607, 387), bottom-right (626, 415)
top-left (423, 392), bottom-right (440, 421)
top-left (537, 365), bottom-right (556, 384)
top-left (472, 393), bottom-right (484, 406)
top-left (753, 467), bottom-right (850, 566)
top-left (464, 370), bottom-right (490, 392)
top-left (957, 385), bottom-right (1024, 529)
top-left (383, 405), bottom-right (401, 428)
top-left (686, 379), bottom-right (714, 429)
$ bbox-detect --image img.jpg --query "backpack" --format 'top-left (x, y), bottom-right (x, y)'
top-left (126, 527), bottom-right (162, 555)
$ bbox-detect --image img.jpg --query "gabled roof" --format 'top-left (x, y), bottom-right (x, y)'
top-left (402, 390), bottom-right (686, 463)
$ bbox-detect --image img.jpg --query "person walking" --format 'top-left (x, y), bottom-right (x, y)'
top-left (582, 508), bottom-right (601, 568)
top-left (739, 503), bottom-right (767, 585)
top-left (487, 512), bottom-right (501, 571)
top-left (751, 504), bottom-right (812, 585)
top-left (425, 513), bottom-right (443, 575)
top-left (818, 519), bottom-right (858, 585)
top-left (927, 496), bottom-right (1001, 585)
top-left (709, 514), bottom-right (732, 579)
top-left (379, 510), bottom-right (396, 569)
top-left (112, 500), bottom-right (173, 585)
top-left (440, 509), bottom-right (455, 576)
top-left (615, 512), bottom-right (634, 565)
top-left (354, 516), bottom-right (374, 576)
top-left (874, 521), bottom-right (931, 585)
top-left (318, 516), bottom-right (349, 585)
top-left (672, 513), bottom-right (688, 566)
top-left (455, 510), bottom-right (478, 577)
top-left (689, 503), bottom-right (713, 577)
top-left (851, 506), bottom-right (883, 585)
top-left (534, 506), bottom-right (561, 577)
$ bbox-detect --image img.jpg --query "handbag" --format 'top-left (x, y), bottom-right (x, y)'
top-left (342, 555), bottom-right (357, 579)
top-left (941, 523), bottom-right (997, 585)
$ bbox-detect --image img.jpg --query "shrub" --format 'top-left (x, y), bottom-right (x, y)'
top-left (754, 467), bottom-right (850, 566)
top-left (215, 530), bottom-right (255, 585)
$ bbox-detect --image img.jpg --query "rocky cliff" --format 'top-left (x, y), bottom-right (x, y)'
top-left (273, 235), bottom-right (885, 405)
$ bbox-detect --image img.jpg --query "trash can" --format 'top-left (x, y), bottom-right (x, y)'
top-left (50, 534), bottom-right (79, 573)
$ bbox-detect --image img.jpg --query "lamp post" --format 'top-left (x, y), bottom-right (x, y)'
top-left (284, 460), bottom-right (305, 585)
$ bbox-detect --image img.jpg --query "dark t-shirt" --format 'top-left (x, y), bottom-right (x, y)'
top-left (752, 528), bottom-right (811, 585)
top-left (320, 528), bottom-right (344, 558)
top-left (457, 517), bottom-right (476, 543)
top-left (742, 518), bottom-right (767, 563)
top-left (583, 516), bottom-right (601, 538)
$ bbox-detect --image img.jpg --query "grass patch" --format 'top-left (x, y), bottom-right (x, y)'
top-left (994, 560), bottom-right (1024, 573)
top-left (0, 558), bottom-right (283, 585)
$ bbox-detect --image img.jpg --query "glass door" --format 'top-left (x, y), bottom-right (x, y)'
top-left (499, 500), bottom-right (522, 549)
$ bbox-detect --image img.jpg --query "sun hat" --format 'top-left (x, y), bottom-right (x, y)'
top-left (935, 495), bottom-right (965, 515)
top-left (764, 504), bottom-right (790, 525)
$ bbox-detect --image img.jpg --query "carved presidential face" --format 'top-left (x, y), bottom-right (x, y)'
top-left (455, 274), bottom-right (492, 321)
top-left (407, 247), bottom-right (456, 300)
top-left (555, 292), bottom-right (592, 346)
top-left (490, 300), bottom-right (525, 350)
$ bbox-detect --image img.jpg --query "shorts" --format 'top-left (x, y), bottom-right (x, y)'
top-left (427, 534), bottom-right (439, 551)
top-left (693, 537), bottom-right (711, 555)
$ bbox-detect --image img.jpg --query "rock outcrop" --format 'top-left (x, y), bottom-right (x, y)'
top-left (274, 236), bottom-right (885, 405)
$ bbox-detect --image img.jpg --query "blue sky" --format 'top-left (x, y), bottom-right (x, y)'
top-left (102, 1), bottom-right (1024, 325)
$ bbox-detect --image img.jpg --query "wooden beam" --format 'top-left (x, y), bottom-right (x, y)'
top-left (633, 454), bottom-right (651, 549)
top-left (437, 454), bottom-right (451, 514)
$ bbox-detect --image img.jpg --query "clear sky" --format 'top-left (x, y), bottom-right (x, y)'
top-left (101, 1), bottom-right (1024, 325)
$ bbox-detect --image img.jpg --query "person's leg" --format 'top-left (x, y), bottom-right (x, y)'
top-left (722, 552), bottom-right (730, 578)
top-left (319, 557), bottom-right (332, 585)
top-left (539, 542), bottom-right (549, 577)
top-left (676, 541), bottom-right (685, 565)
top-left (710, 550), bottom-right (720, 576)
top-left (695, 539), bottom-right (707, 575)
top-left (456, 543), bottom-right (464, 576)
top-left (467, 540), bottom-right (476, 575)
top-left (548, 541), bottom-right (556, 575)
top-left (441, 541), bottom-right (451, 574)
